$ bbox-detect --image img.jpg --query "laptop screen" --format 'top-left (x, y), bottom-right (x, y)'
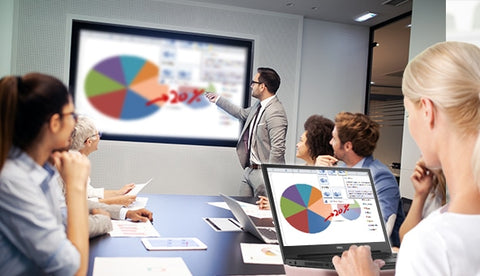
top-left (263, 165), bottom-right (389, 249)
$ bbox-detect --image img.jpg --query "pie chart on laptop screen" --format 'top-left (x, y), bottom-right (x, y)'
top-left (280, 184), bottom-right (332, 234)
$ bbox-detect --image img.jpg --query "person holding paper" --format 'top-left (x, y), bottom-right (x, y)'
top-left (56, 170), bottom-right (154, 238)
top-left (70, 116), bottom-right (136, 206)
top-left (66, 116), bottom-right (153, 237)
top-left (88, 200), bottom-right (153, 238)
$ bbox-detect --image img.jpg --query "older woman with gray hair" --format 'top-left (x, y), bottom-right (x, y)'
top-left (68, 116), bottom-right (153, 238)
top-left (70, 116), bottom-right (136, 206)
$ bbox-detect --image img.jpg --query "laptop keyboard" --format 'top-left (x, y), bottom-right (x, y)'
top-left (297, 252), bottom-right (396, 270)
top-left (372, 253), bottom-right (397, 269)
top-left (258, 227), bottom-right (277, 240)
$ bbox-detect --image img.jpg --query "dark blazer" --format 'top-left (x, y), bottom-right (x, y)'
top-left (216, 96), bottom-right (287, 168)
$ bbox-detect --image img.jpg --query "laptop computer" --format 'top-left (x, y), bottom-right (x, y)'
top-left (261, 164), bottom-right (396, 270)
top-left (220, 194), bottom-right (278, 244)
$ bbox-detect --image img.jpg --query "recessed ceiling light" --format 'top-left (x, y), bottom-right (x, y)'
top-left (311, 6), bottom-right (318, 10)
top-left (286, 2), bottom-right (294, 7)
top-left (354, 12), bottom-right (378, 22)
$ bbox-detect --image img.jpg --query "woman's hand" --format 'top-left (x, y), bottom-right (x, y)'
top-left (315, 155), bottom-right (338, 167)
top-left (411, 159), bottom-right (433, 198)
top-left (118, 183), bottom-right (135, 195)
top-left (256, 196), bottom-right (270, 210)
top-left (52, 151), bottom-right (90, 193)
top-left (332, 245), bottom-right (384, 276)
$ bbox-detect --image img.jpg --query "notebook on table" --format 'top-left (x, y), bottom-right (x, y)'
top-left (261, 164), bottom-right (396, 270)
top-left (220, 194), bottom-right (278, 244)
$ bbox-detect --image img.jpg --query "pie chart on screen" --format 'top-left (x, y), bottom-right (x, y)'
top-left (280, 184), bottom-right (332, 234)
top-left (339, 200), bottom-right (361, 220)
top-left (84, 55), bottom-right (169, 120)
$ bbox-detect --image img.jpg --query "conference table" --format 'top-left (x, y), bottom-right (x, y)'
top-left (87, 194), bottom-right (286, 275)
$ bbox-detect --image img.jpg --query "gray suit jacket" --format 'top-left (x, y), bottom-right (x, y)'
top-left (217, 96), bottom-right (288, 168)
top-left (88, 200), bottom-right (123, 238)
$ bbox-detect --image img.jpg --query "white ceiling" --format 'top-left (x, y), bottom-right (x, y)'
top-left (186, 0), bottom-right (412, 95)
top-left (186, 0), bottom-right (412, 27)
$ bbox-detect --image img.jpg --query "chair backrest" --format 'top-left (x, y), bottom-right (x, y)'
top-left (385, 214), bottom-right (397, 237)
top-left (401, 197), bottom-right (413, 216)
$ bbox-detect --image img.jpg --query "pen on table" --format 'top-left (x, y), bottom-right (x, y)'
top-left (205, 217), bottom-right (221, 231)
top-left (228, 218), bottom-right (243, 230)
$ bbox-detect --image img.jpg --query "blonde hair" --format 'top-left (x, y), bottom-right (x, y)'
top-left (402, 41), bottom-right (480, 186)
top-left (432, 169), bottom-right (447, 205)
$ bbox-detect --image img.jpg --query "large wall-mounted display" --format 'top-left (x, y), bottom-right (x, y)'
top-left (69, 20), bottom-right (253, 146)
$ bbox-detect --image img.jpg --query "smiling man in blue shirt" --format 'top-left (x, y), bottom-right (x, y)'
top-left (316, 112), bottom-right (405, 247)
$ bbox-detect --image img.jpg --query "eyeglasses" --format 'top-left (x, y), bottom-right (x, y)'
top-left (61, 111), bottom-right (79, 122)
top-left (250, 80), bottom-right (262, 86)
top-left (84, 132), bottom-right (102, 143)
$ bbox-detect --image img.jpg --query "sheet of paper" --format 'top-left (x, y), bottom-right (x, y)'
top-left (93, 257), bottom-right (192, 276)
top-left (127, 196), bottom-right (148, 210)
top-left (240, 243), bottom-right (283, 265)
top-left (109, 220), bottom-right (160, 237)
top-left (208, 201), bottom-right (273, 219)
top-left (203, 217), bottom-right (242, 232)
top-left (126, 178), bottom-right (153, 196)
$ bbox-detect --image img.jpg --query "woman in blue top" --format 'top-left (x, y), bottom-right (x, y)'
top-left (0, 73), bottom-right (90, 275)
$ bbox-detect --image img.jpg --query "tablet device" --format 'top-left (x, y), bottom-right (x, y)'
top-left (141, 237), bottom-right (207, 251)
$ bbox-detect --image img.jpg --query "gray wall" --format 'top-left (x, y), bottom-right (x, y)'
top-left (0, 0), bottom-right (14, 77)
top-left (399, 0), bottom-right (446, 198)
top-left (295, 19), bottom-right (369, 160)
top-left (6, 0), bottom-right (370, 195)
top-left (5, 0), bottom-right (446, 197)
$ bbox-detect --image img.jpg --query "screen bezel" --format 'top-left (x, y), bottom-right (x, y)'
top-left (262, 164), bottom-right (393, 260)
top-left (68, 19), bottom-right (254, 147)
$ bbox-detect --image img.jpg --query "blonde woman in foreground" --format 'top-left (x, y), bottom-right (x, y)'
top-left (332, 41), bottom-right (480, 275)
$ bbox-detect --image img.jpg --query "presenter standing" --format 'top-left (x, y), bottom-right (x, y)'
top-left (206, 67), bottom-right (288, 197)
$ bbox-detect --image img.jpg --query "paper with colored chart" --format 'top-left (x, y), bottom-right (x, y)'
top-left (240, 243), bottom-right (283, 265)
top-left (109, 220), bottom-right (160, 237)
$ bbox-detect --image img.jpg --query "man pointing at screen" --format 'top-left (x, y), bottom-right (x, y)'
top-left (205, 67), bottom-right (288, 197)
